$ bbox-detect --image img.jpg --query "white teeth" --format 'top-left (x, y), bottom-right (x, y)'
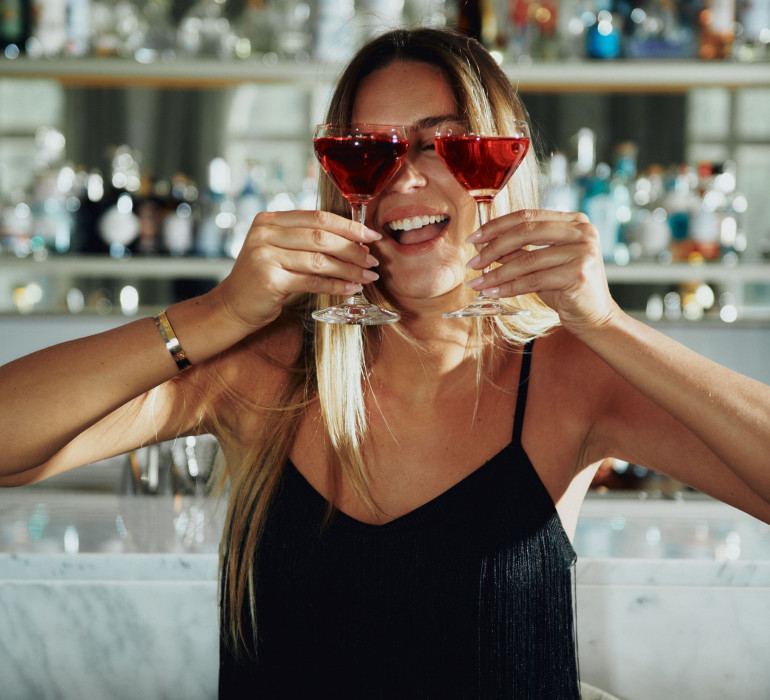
top-left (388, 214), bottom-right (448, 232)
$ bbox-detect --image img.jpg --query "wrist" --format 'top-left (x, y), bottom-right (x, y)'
top-left (163, 290), bottom-right (258, 366)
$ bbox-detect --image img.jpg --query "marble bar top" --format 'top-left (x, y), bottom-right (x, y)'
top-left (1, 490), bottom-right (769, 700)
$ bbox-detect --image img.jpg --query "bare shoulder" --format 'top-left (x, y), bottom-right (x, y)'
top-left (533, 326), bottom-right (618, 399)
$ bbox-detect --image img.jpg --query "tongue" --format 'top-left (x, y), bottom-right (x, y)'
top-left (398, 222), bottom-right (444, 245)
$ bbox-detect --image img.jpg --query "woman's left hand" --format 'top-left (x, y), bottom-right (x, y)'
top-left (465, 209), bottom-right (620, 337)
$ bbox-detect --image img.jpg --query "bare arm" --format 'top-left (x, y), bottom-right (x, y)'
top-left (0, 209), bottom-right (382, 483)
top-left (469, 208), bottom-right (770, 514)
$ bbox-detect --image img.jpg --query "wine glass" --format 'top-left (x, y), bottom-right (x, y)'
top-left (312, 123), bottom-right (408, 325)
top-left (434, 121), bottom-right (532, 318)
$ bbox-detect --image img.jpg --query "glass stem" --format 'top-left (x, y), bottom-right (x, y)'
top-left (349, 202), bottom-right (370, 306)
top-left (475, 199), bottom-right (493, 300)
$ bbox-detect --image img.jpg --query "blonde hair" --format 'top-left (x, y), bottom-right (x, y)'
top-left (220, 27), bottom-right (560, 656)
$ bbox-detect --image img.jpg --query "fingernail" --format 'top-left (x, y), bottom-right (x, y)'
top-left (365, 254), bottom-right (379, 267)
top-left (364, 227), bottom-right (382, 240)
top-left (484, 287), bottom-right (501, 297)
top-left (466, 254), bottom-right (481, 268)
top-left (344, 282), bottom-right (364, 293)
top-left (362, 269), bottom-right (380, 281)
top-left (466, 230), bottom-right (483, 242)
top-left (466, 277), bottom-right (483, 290)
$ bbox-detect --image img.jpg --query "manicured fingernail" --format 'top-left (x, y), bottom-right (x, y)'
top-left (362, 269), bottom-right (380, 281)
top-left (365, 254), bottom-right (379, 267)
top-left (466, 277), bottom-right (483, 290)
top-left (345, 283), bottom-right (364, 293)
top-left (466, 230), bottom-right (483, 242)
top-left (484, 287), bottom-right (501, 297)
top-left (466, 254), bottom-right (481, 268)
top-left (364, 227), bottom-right (382, 240)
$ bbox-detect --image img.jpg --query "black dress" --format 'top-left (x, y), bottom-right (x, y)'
top-left (219, 344), bottom-right (580, 699)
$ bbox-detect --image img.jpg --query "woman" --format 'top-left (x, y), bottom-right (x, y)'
top-left (1, 27), bottom-right (769, 699)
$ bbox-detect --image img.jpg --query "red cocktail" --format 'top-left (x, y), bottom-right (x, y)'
top-left (435, 122), bottom-right (532, 318)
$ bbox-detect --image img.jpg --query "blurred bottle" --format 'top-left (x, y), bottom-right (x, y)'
top-left (227, 162), bottom-right (265, 258)
top-left (624, 0), bottom-right (696, 58)
top-left (266, 163), bottom-right (296, 212)
top-left (97, 146), bottom-right (143, 257)
top-left (662, 163), bottom-right (697, 259)
top-left (531, 0), bottom-right (559, 59)
top-left (27, 0), bottom-right (68, 57)
top-left (557, 0), bottom-right (593, 59)
top-left (507, 0), bottom-right (533, 60)
top-left (541, 152), bottom-right (579, 213)
top-left (177, 0), bottom-right (236, 59)
top-left (627, 164), bottom-right (671, 260)
top-left (196, 157), bottom-right (235, 257)
top-left (232, 0), bottom-right (277, 59)
top-left (573, 129), bottom-right (620, 261)
top-left (735, 0), bottom-right (770, 61)
top-left (586, 0), bottom-right (622, 59)
top-left (161, 174), bottom-right (197, 257)
top-left (0, 0), bottom-right (31, 57)
top-left (687, 161), bottom-right (722, 260)
top-left (699, 0), bottom-right (736, 59)
top-left (315, 0), bottom-right (356, 63)
top-left (274, 0), bottom-right (311, 61)
top-left (135, 0), bottom-right (175, 63)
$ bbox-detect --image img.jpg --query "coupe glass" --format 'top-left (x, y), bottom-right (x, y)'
top-left (312, 123), bottom-right (408, 324)
top-left (434, 121), bottom-right (532, 318)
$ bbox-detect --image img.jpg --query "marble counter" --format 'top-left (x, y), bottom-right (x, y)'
top-left (1, 491), bottom-right (768, 700)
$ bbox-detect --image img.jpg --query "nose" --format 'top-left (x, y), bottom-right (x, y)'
top-left (385, 152), bottom-right (427, 193)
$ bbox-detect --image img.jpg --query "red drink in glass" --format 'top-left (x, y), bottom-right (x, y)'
top-left (314, 134), bottom-right (408, 203)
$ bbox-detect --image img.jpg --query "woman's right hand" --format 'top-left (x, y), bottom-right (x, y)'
top-left (213, 209), bottom-right (383, 331)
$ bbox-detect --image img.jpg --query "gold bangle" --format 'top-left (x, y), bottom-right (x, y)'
top-left (153, 310), bottom-right (192, 372)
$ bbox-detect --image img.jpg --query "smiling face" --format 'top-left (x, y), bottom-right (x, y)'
top-left (351, 61), bottom-right (478, 313)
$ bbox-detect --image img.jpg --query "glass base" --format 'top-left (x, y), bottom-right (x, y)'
top-left (443, 298), bottom-right (531, 318)
top-left (312, 298), bottom-right (400, 325)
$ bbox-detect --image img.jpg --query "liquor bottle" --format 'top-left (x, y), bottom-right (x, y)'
top-left (177, 0), bottom-right (236, 58)
top-left (0, 0), bottom-right (30, 57)
top-left (735, 0), bottom-right (770, 61)
top-left (557, 0), bottom-right (593, 59)
top-left (625, 0), bottom-right (696, 58)
top-left (315, 0), bottom-right (356, 63)
top-left (27, 0), bottom-right (68, 57)
top-left (507, 0), bottom-right (533, 61)
top-left (688, 161), bottom-right (722, 260)
top-left (274, 0), bottom-right (311, 61)
top-left (541, 152), bottom-right (579, 213)
top-left (232, 0), bottom-right (277, 59)
top-left (196, 158), bottom-right (235, 258)
top-left (699, 0), bottom-right (736, 59)
top-left (227, 162), bottom-right (265, 258)
top-left (64, 0), bottom-right (90, 56)
top-left (585, 0), bottom-right (622, 59)
top-left (161, 174), bottom-right (196, 257)
top-left (627, 165), bottom-right (671, 260)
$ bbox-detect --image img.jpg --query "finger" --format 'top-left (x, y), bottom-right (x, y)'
top-left (255, 209), bottom-right (381, 245)
top-left (270, 225), bottom-right (379, 269)
top-left (467, 209), bottom-right (588, 246)
top-left (469, 218), bottom-right (595, 270)
top-left (286, 249), bottom-right (381, 286)
top-left (469, 258), bottom-right (583, 299)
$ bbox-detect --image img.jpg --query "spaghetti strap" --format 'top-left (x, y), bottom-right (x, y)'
top-left (512, 341), bottom-right (534, 444)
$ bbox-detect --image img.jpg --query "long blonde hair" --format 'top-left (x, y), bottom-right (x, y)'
top-left (220, 27), bottom-right (560, 656)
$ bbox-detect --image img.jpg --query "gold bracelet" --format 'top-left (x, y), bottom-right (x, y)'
top-left (153, 310), bottom-right (192, 372)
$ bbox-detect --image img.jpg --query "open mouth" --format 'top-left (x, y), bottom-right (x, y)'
top-left (387, 214), bottom-right (449, 245)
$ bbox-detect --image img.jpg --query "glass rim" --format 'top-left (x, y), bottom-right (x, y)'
top-left (314, 122), bottom-right (407, 133)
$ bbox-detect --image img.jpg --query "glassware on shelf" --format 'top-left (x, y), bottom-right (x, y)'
top-left (177, 0), bottom-right (236, 59)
